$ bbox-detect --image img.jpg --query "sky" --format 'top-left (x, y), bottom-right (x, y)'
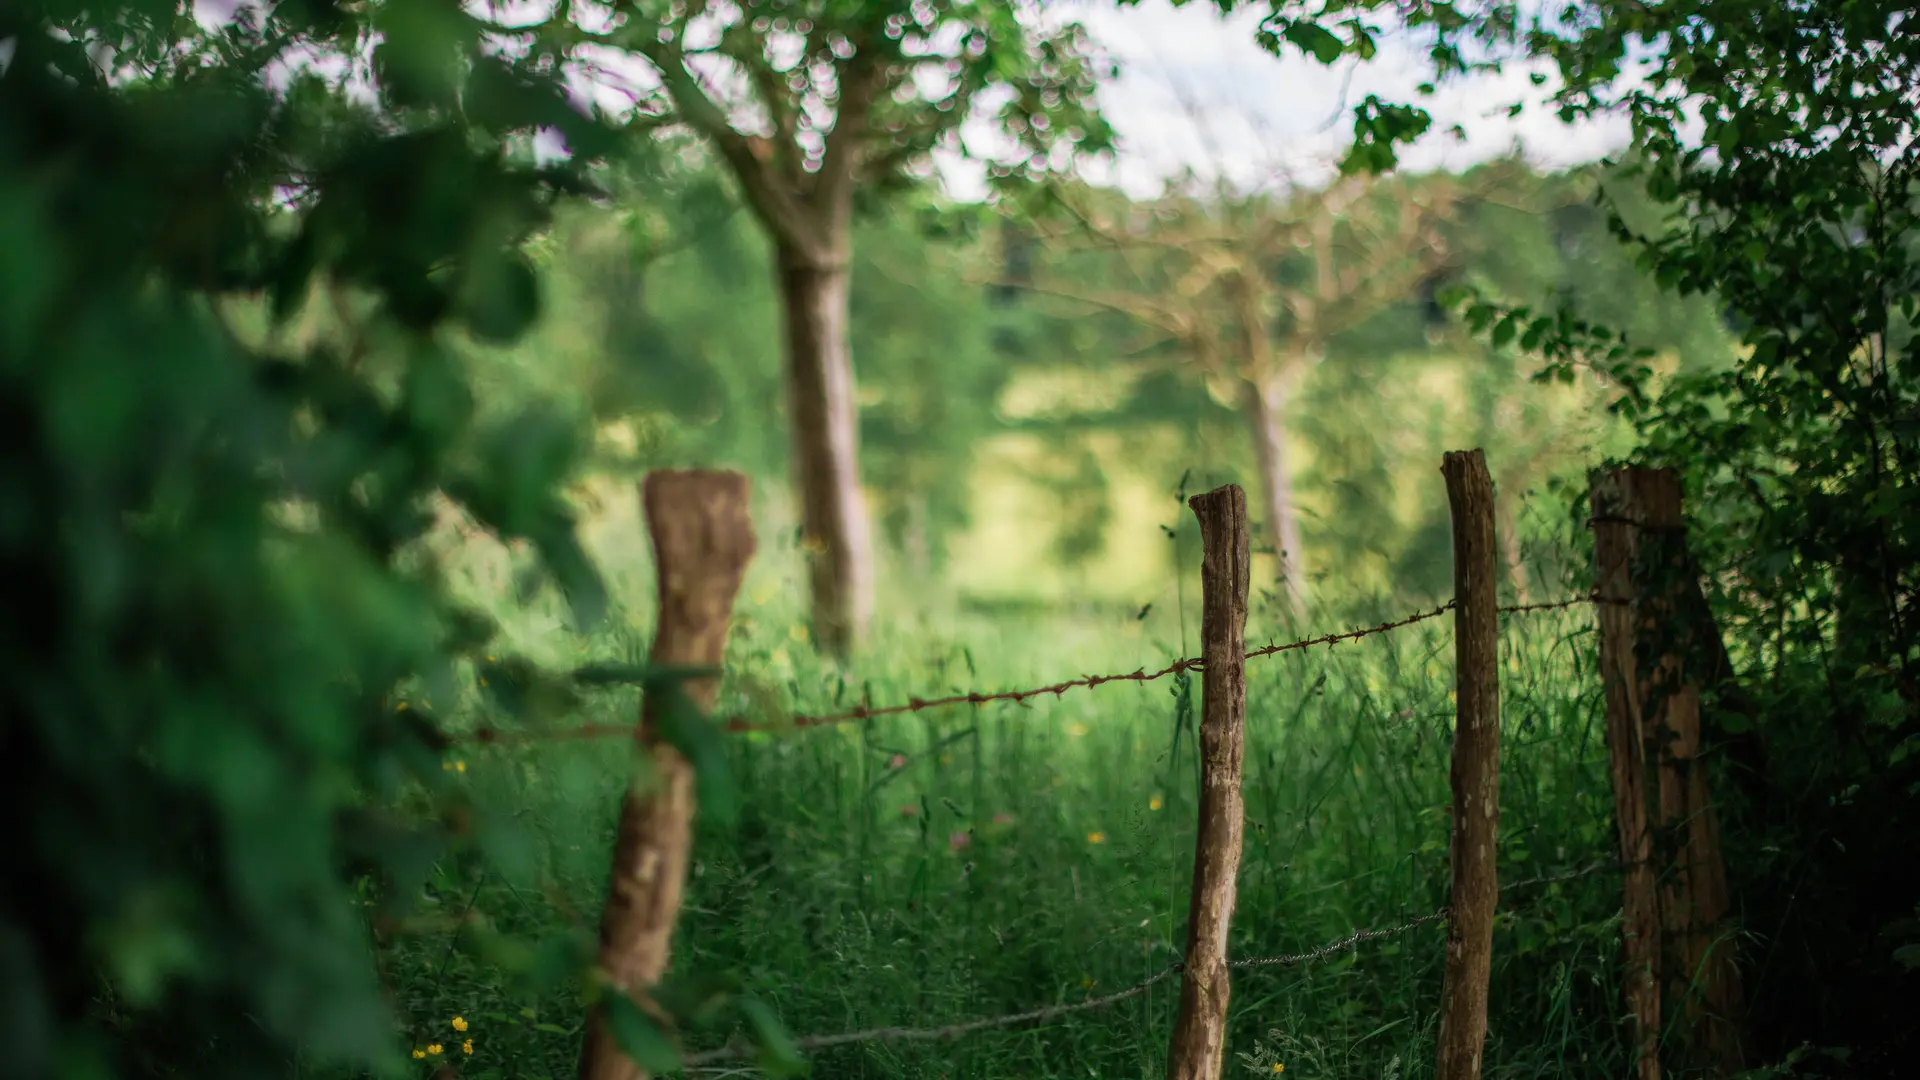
top-left (929, 0), bottom-right (1637, 200)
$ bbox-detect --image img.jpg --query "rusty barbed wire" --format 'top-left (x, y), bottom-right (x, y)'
top-left (1498, 591), bottom-right (1623, 616)
top-left (458, 593), bottom-right (1602, 746)
top-left (1248, 600), bottom-right (1455, 661)
top-left (676, 858), bottom-right (1621, 1068)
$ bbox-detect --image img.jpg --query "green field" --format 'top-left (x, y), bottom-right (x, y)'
top-left (376, 539), bottom-right (1627, 1080)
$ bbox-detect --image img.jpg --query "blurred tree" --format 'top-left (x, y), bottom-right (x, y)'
top-left (548, 0), bottom-right (1117, 655)
top-left (1005, 167), bottom-right (1472, 617)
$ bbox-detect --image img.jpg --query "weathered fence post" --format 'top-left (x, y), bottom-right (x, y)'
top-left (1590, 467), bottom-right (1745, 1079)
top-left (1436, 450), bottom-right (1501, 1080)
top-left (1166, 483), bottom-right (1251, 1080)
top-left (1591, 469), bottom-right (1665, 1080)
top-left (578, 470), bottom-right (756, 1080)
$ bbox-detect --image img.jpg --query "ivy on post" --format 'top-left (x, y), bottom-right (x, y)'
top-left (1166, 484), bottom-right (1250, 1080)
top-left (1436, 449), bottom-right (1501, 1080)
top-left (1590, 467), bottom-right (1664, 1080)
top-left (1591, 467), bottom-right (1746, 1079)
top-left (578, 471), bottom-right (757, 1080)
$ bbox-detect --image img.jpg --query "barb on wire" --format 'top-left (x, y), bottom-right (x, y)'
top-left (1229, 909), bottom-right (1452, 969)
top-left (1497, 591), bottom-right (1621, 616)
top-left (1246, 601), bottom-right (1455, 661)
top-left (732, 655), bottom-right (1205, 733)
top-left (460, 593), bottom-right (1608, 746)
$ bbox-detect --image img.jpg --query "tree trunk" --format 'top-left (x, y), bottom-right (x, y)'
top-left (1495, 489), bottom-right (1531, 605)
top-left (1240, 375), bottom-right (1306, 617)
top-left (775, 241), bottom-right (874, 656)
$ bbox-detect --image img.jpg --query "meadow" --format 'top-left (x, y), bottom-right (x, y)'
top-left (375, 508), bottom-right (1630, 1080)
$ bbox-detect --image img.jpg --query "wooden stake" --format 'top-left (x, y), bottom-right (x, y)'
top-left (577, 470), bottom-right (756, 1080)
top-left (1592, 467), bottom-right (1746, 1078)
top-left (1166, 484), bottom-right (1250, 1080)
top-left (1436, 450), bottom-right (1501, 1080)
top-left (1590, 468), bottom-right (1663, 1080)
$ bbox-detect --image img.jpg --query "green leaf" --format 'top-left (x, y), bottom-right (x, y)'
top-left (1282, 21), bottom-right (1347, 65)
top-left (646, 674), bottom-right (738, 826)
top-left (740, 998), bottom-right (807, 1077)
top-left (603, 991), bottom-right (683, 1073)
top-left (528, 509), bottom-right (609, 632)
top-left (459, 248), bottom-right (542, 344)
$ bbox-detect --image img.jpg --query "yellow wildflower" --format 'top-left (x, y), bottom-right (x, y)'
top-left (462, 1040), bottom-right (474, 1055)
top-left (426, 1044), bottom-right (443, 1056)
top-left (1149, 795), bottom-right (1164, 811)
top-left (451, 1017), bottom-right (468, 1033)
top-left (1087, 831), bottom-right (1106, 845)
top-left (1272, 1065), bottom-right (1285, 1074)
top-left (454, 761), bottom-right (466, 774)
top-left (411, 1049), bottom-right (425, 1060)
top-left (396, 701), bottom-right (410, 712)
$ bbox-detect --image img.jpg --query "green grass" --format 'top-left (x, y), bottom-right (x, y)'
top-left (373, 547), bottom-right (1637, 1080)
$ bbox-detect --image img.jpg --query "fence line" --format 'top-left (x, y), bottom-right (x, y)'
top-left (457, 593), bottom-right (1602, 748)
top-left (676, 860), bottom-right (1621, 1069)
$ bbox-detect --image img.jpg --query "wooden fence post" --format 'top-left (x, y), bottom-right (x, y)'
top-left (1436, 450), bottom-right (1502, 1080)
top-left (1166, 483), bottom-right (1251, 1080)
top-left (1590, 467), bottom-right (1745, 1079)
top-left (1591, 469), bottom-right (1665, 1080)
top-left (578, 470), bottom-right (756, 1080)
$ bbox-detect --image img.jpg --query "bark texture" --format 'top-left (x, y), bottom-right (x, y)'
top-left (777, 242), bottom-right (873, 656)
top-left (1240, 375), bottom-right (1307, 617)
top-left (1592, 467), bottom-right (1748, 1080)
top-left (1592, 468), bottom-right (1665, 1080)
top-left (1435, 450), bottom-right (1502, 1080)
top-left (577, 471), bottom-right (756, 1080)
top-left (1631, 471), bottom-right (1747, 1078)
top-left (1166, 484), bottom-right (1250, 1080)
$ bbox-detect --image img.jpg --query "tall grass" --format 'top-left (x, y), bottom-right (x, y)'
top-left (373, 535), bottom-right (1637, 1080)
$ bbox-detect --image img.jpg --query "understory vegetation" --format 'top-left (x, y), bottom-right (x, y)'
top-left (4, 0), bottom-right (1914, 1079)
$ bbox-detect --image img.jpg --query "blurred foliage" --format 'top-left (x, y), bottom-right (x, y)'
top-left (0, 1), bottom-right (709, 1076)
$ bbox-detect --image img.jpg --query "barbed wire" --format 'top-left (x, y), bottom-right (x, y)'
top-left (1229, 909), bottom-right (1452, 970)
top-left (677, 859), bottom-right (1620, 1068)
top-left (459, 593), bottom-right (1603, 746)
top-left (1246, 600), bottom-right (1454, 661)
